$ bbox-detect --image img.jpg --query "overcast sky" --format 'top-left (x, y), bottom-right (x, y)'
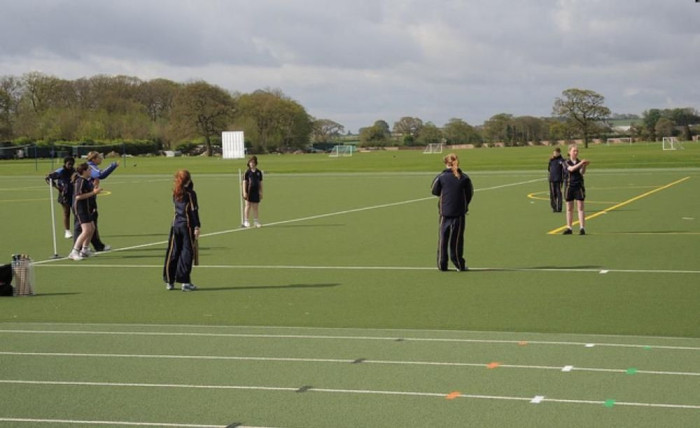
top-left (1, 0), bottom-right (699, 132)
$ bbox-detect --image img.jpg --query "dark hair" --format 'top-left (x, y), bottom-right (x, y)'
top-left (247, 155), bottom-right (258, 169)
top-left (64, 156), bottom-right (75, 165)
top-left (72, 163), bottom-right (90, 183)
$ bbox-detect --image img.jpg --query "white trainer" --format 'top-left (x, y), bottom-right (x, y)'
top-left (64, 230), bottom-right (73, 239)
top-left (68, 250), bottom-right (84, 261)
top-left (181, 283), bottom-right (197, 291)
top-left (242, 220), bottom-right (250, 228)
top-left (254, 221), bottom-right (262, 228)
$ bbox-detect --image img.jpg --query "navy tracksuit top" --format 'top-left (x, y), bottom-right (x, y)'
top-left (431, 168), bottom-right (474, 217)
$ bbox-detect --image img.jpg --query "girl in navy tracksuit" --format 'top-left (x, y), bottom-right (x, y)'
top-left (163, 170), bottom-right (201, 291)
top-left (46, 156), bottom-right (75, 238)
top-left (431, 153), bottom-right (474, 271)
top-left (548, 148), bottom-right (565, 213)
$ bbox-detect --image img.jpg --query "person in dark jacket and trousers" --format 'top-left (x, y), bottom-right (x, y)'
top-left (431, 153), bottom-right (474, 271)
top-left (46, 156), bottom-right (75, 238)
top-left (163, 170), bottom-right (201, 291)
top-left (547, 147), bottom-right (565, 213)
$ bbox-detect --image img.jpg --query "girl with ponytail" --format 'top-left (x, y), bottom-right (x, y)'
top-left (163, 170), bottom-right (201, 291)
top-left (430, 153), bottom-right (474, 271)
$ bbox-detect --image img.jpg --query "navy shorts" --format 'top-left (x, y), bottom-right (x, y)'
top-left (565, 185), bottom-right (585, 202)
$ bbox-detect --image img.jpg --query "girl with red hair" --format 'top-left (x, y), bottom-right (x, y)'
top-left (163, 170), bottom-right (201, 291)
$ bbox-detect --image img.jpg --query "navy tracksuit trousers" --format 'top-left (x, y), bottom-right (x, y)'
top-left (437, 215), bottom-right (467, 271)
top-left (163, 224), bottom-right (195, 285)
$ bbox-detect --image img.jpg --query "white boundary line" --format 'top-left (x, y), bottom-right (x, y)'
top-left (1, 379), bottom-right (698, 411)
top-left (1, 351), bottom-right (698, 376)
top-left (33, 263), bottom-right (700, 275)
top-left (0, 418), bottom-right (235, 427)
top-left (32, 177), bottom-right (544, 265)
top-left (1, 329), bottom-right (699, 351)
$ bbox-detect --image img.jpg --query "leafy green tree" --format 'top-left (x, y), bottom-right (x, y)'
top-left (237, 89), bottom-right (311, 153)
top-left (482, 113), bottom-right (515, 145)
top-left (415, 122), bottom-right (443, 146)
top-left (393, 117), bottom-right (423, 145)
top-left (552, 88), bottom-right (610, 148)
top-left (641, 109), bottom-right (662, 141)
top-left (171, 81), bottom-right (236, 156)
top-left (655, 118), bottom-right (675, 138)
top-left (0, 76), bottom-right (22, 139)
top-left (311, 118), bottom-right (345, 144)
top-left (359, 121), bottom-right (391, 147)
top-left (442, 118), bottom-right (481, 145)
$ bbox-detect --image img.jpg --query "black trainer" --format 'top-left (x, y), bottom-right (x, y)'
top-left (579, 228), bottom-right (586, 235)
top-left (563, 228), bottom-right (573, 235)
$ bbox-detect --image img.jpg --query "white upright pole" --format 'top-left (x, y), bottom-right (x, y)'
top-left (48, 179), bottom-right (59, 258)
top-left (238, 168), bottom-right (244, 227)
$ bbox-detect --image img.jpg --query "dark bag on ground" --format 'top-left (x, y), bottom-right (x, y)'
top-left (0, 263), bottom-right (13, 296)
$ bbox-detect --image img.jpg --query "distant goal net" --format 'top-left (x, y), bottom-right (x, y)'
top-left (329, 145), bottom-right (353, 157)
top-left (606, 137), bottom-right (632, 145)
top-left (423, 143), bottom-right (443, 154)
top-left (662, 137), bottom-right (684, 151)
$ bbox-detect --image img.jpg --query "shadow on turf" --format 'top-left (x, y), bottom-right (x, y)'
top-left (196, 283), bottom-right (341, 292)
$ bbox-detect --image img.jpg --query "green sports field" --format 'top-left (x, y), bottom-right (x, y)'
top-left (1, 143), bottom-right (699, 427)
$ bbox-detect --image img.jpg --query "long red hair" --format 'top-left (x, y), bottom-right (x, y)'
top-left (173, 169), bottom-right (191, 201)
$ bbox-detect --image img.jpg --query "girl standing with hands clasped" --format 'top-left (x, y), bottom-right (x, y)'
top-left (68, 163), bottom-right (101, 261)
top-left (563, 144), bottom-right (590, 235)
top-left (163, 170), bottom-right (201, 291)
top-left (242, 155), bottom-right (263, 228)
top-left (431, 153), bottom-right (474, 271)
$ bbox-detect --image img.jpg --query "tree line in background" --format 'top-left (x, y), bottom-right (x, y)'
top-left (1, 73), bottom-right (698, 155)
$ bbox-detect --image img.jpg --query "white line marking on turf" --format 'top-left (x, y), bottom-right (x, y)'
top-left (34, 263), bottom-right (700, 275)
top-left (32, 177), bottom-right (543, 265)
top-left (530, 395), bottom-right (545, 404)
top-left (2, 329), bottom-right (699, 351)
top-left (1, 379), bottom-right (699, 410)
top-left (0, 418), bottom-right (243, 427)
top-left (2, 351), bottom-right (698, 377)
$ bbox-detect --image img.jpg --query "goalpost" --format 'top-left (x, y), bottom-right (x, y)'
top-left (662, 137), bottom-right (684, 151)
top-left (423, 143), bottom-right (443, 154)
top-left (329, 145), bottom-right (353, 157)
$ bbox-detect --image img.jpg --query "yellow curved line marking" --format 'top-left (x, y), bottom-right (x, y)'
top-left (548, 177), bottom-right (691, 235)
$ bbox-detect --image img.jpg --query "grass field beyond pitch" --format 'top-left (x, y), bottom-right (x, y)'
top-left (1, 144), bottom-right (698, 427)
